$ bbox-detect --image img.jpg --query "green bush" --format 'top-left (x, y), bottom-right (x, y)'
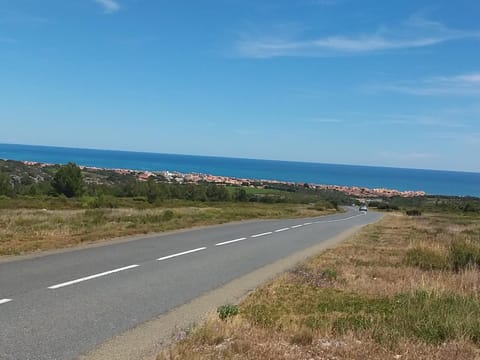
top-left (51, 162), bottom-right (84, 198)
top-left (217, 304), bottom-right (239, 320)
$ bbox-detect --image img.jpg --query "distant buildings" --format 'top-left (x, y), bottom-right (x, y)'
top-left (22, 160), bottom-right (426, 198)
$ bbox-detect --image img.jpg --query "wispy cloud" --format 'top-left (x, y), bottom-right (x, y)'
top-left (235, 16), bottom-right (480, 58)
top-left (94, 0), bottom-right (120, 14)
top-left (377, 114), bottom-right (472, 128)
top-left (378, 72), bottom-right (480, 96)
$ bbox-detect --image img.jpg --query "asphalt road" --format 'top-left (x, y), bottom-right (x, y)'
top-left (0, 207), bottom-right (381, 360)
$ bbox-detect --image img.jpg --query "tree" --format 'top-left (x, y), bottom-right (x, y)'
top-left (0, 171), bottom-right (12, 196)
top-left (52, 162), bottom-right (85, 197)
top-left (146, 178), bottom-right (159, 204)
top-left (234, 188), bottom-right (248, 202)
top-left (206, 184), bottom-right (230, 201)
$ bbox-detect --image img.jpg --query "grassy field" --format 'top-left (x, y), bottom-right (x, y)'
top-left (157, 212), bottom-right (480, 360)
top-left (0, 202), bottom-right (333, 256)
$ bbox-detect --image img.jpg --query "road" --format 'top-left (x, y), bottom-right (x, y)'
top-left (0, 207), bottom-right (381, 360)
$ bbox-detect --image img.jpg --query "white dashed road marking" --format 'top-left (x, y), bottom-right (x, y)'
top-left (0, 299), bottom-right (12, 305)
top-left (42, 212), bottom-right (365, 291)
top-left (48, 264), bottom-right (140, 290)
top-left (157, 247), bottom-right (207, 261)
top-left (251, 232), bottom-right (273, 238)
top-left (216, 238), bottom-right (247, 246)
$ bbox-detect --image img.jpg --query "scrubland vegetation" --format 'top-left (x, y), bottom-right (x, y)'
top-left (0, 160), bottom-right (342, 255)
top-left (157, 212), bottom-right (480, 360)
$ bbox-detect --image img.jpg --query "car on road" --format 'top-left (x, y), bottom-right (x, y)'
top-left (359, 205), bottom-right (368, 212)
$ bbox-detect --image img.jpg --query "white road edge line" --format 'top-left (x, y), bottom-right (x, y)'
top-left (291, 224), bottom-right (303, 228)
top-left (303, 222), bottom-right (312, 225)
top-left (157, 247), bottom-right (207, 261)
top-left (48, 264), bottom-right (140, 290)
top-left (216, 238), bottom-right (247, 246)
top-left (327, 214), bottom-right (362, 223)
top-left (251, 232), bottom-right (273, 238)
top-left (275, 228), bottom-right (289, 233)
top-left (0, 299), bottom-right (12, 305)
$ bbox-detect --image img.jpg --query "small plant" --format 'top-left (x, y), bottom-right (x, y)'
top-left (322, 268), bottom-right (338, 281)
top-left (217, 304), bottom-right (239, 320)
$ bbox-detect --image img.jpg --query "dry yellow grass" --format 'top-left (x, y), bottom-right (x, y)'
top-left (158, 315), bottom-right (477, 360)
top-left (157, 213), bottom-right (480, 360)
top-left (0, 203), bottom-right (332, 255)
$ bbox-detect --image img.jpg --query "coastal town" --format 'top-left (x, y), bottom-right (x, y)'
top-left (22, 160), bottom-right (427, 198)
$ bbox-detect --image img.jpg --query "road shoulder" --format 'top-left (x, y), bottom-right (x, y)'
top-left (78, 222), bottom-right (373, 360)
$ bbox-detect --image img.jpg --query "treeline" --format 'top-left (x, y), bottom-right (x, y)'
top-left (0, 162), bottom-right (346, 209)
top-left (369, 195), bottom-right (480, 214)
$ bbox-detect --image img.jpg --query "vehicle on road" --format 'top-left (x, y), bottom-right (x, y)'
top-left (359, 205), bottom-right (368, 212)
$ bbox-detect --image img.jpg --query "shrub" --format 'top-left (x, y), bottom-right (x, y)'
top-left (406, 209), bottom-right (422, 216)
top-left (51, 162), bottom-right (84, 198)
top-left (404, 248), bottom-right (449, 270)
top-left (450, 239), bottom-right (480, 271)
top-left (217, 304), bottom-right (239, 320)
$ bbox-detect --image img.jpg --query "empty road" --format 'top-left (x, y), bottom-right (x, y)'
top-left (0, 207), bottom-right (381, 360)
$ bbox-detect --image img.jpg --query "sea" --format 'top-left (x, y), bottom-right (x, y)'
top-left (0, 143), bottom-right (479, 197)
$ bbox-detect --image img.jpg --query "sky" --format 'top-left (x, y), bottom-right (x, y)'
top-left (1, 0), bottom-right (479, 172)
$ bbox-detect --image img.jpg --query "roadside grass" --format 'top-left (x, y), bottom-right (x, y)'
top-left (0, 202), bottom-right (333, 255)
top-left (157, 212), bottom-right (480, 360)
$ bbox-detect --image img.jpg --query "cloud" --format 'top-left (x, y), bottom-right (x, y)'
top-left (379, 72), bottom-right (480, 96)
top-left (235, 16), bottom-right (480, 58)
top-left (93, 0), bottom-right (120, 14)
top-left (377, 114), bottom-right (472, 128)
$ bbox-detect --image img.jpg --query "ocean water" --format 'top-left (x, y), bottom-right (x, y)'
top-left (0, 143), bottom-right (479, 197)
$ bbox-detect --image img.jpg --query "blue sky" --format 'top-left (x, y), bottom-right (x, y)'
top-left (1, 0), bottom-right (479, 172)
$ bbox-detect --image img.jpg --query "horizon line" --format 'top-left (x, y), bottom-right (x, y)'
top-left (0, 141), bottom-right (479, 175)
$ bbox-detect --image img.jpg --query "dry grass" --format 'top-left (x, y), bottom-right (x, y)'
top-left (157, 213), bottom-right (480, 360)
top-left (0, 203), bottom-right (332, 256)
top-left (158, 316), bottom-right (477, 360)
